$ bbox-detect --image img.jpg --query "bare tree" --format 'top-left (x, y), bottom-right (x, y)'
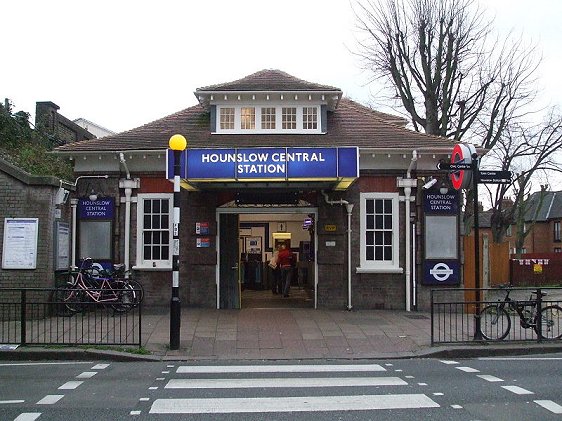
top-left (485, 109), bottom-right (562, 244)
top-left (352, 0), bottom-right (539, 151)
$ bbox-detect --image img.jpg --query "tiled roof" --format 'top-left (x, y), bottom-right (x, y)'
top-left (525, 191), bottom-right (562, 221)
top-left (55, 97), bottom-right (455, 153)
top-left (196, 69), bottom-right (341, 92)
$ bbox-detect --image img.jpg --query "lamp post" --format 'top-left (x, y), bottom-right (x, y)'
top-left (169, 134), bottom-right (187, 350)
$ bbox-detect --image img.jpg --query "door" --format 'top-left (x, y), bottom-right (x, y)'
top-left (219, 213), bottom-right (240, 309)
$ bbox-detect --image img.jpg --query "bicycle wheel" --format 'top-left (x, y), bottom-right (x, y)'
top-left (535, 305), bottom-right (562, 340)
top-left (62, 286), bottom-right (84, 313)
top-left (53, 287), bottom-right (74, 316)
top-left (110, 282), bottom-right (135, 313)
top-left (128, 279), bottom-right (144, 306)
top-left (480, 304), bottom-right (511, 340)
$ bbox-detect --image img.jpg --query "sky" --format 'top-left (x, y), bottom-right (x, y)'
top-left (1, 0), bottom-right (561, 135)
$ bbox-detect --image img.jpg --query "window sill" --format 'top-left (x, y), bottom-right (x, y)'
top-left (132, 266), bottom-right (171, 272)
top-left (356, 266), bottom-right (403, 274)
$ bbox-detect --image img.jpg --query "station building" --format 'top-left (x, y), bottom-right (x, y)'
top-left (55, 69), bottom-right (463, 311)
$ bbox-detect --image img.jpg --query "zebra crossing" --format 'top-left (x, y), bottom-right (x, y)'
top-left (144, 363), bottom-right (441, 416)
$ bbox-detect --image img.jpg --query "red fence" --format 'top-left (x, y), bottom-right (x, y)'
top-left (510, 253), bottom-right (562, 286)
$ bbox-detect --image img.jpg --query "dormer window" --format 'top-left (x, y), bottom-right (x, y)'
top-left (261, 107), bottom-right (276, 129)
top-left (282, 107), bottom-right (297, 129)
top-left (213, 104), bottom-right (324, 134)
top-left (241, 107), bottom-right (255, 130)
top-left (220, 108), bottom-right (235, 130)
top-left (303, 107), bottom-right (318, 130)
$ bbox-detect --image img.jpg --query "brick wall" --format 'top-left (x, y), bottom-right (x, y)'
top-left (0, 159), bottom-right (72, 293)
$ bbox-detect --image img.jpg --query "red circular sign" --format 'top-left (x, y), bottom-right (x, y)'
top-left (450, 144), bottom-right (476, 190)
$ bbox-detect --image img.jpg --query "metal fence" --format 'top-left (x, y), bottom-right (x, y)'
top-left (0, 288), bottom-right (141, 347)
top-left (431, 286), bottom-right (562, 345)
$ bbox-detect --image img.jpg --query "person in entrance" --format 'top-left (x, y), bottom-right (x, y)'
top-left (278, 243), bottom-right (293, 297)
top-left (269, 245), bottom-right (281, 294)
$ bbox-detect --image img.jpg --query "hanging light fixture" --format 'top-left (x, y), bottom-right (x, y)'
top-left (88, 189), bottom-right (98, 201)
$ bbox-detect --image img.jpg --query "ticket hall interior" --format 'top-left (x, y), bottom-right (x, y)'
top-left (217, 204), bottom-right (317, 310)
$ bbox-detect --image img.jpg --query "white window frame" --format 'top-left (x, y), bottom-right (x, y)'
top-left (135, 193), bottom-right (173, 270)
top-left (357, 192), bottom-right (402, 273)
top-left (215, 105), bottom-right (321, 134)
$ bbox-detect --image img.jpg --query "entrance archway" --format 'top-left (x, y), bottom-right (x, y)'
top-left (216, 205), bottom-right (318, 309)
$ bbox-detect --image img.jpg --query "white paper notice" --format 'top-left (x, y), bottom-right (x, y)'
top-left (2, 218), bottom-right (38, 269)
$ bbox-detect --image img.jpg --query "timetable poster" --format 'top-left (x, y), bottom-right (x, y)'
top-left (2, 218), bottom-right (39, 269)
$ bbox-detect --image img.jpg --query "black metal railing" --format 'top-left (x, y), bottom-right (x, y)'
top-left (0, 288), bottom-right (141, 347)
top-left (431, 286), bottom-right (562, 345)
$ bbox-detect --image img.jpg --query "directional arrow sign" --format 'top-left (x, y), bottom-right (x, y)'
top-left (437, 162), bottom-right (473, 171)
top-left (478, 170), bottom-right (512, 184)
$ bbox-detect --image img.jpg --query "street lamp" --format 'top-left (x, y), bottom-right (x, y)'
top-left (169, 134), bottom-right (187, 350)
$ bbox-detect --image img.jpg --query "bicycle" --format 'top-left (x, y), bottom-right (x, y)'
top-left (54, 258), bottom-right (135, 315)
top-left (90, 263), bottom-right (144, 306)
top-left (479, 285), bottom-right (562, 340)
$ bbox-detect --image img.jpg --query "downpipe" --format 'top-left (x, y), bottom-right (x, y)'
top-left (321, 191), bottom-right (354, 311)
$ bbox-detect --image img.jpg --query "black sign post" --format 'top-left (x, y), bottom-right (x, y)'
top-left (437, 149), bottom-right (512, 341)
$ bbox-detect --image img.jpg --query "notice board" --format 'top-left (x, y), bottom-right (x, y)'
top-left (2, 218), bottom-right (39, 269)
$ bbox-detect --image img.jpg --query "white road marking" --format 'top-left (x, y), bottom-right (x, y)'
top-left (440, 360), bottom-right (459, 365)
top-left (166, 365), bottom-right (174, 368)
top-left (405, 375), bottom-right (414, 379)
top-left (418, 383), bottom-right (428, 386)
top-left (456, 367), bottom-right (480, 373)
top-left (14, 413), bottom-right (41, 421)
top-left (139, 398), bottom-right (150, 401)
top-left (176, 364), bottom-right (386, 374)
top-left (156, 378), bottom-right (165, 381)
top-left (149, 387), bottom-right (158, 390)
top-left (477, 375), bottom-right (504, 382)
top-left (0, 400), bottom-right (25, 404)
top-left (395, 369), bottom-right (403, 372)
top-left (433, 393), bottom-right (444, 396)
top-left (161, 371), bottom-right (170, 374)
top-left (91, 363), bottom-right (110, 370)
top-left (130, 410), bottom-right (141, 415)
top-left (451, 404), bottom-right (463, 409)
top-left (150, 394), bottom-right (440, 414)
top-left (76, 371), bottom-right (97, 379)
top-left (534, 400), bottom-right (562, 414)
top-left (0, 362), bottom-right (91, 367)
top-left (501, 385), bottom-right (534, 395)
top-left (58, 381), bottom-right (84, 390)
top-left (479, 357), bottom-right (562, 361)
top-left (37, 395), bottom-right (64, 405)
top-left (166, 377), bottom-right (408, 389)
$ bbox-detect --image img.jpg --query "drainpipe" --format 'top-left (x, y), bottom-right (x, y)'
top-left (70, 198), bottom-right (78, 269)
top-left (398, 150), bottom-right (418, 312)
top-left (321, 191), bottom-right (354, 311)
top-left (118, 153), bottom-right (139, 275)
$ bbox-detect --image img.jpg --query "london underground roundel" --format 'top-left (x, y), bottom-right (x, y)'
top-left (450, 143), bottom-right (477, 190)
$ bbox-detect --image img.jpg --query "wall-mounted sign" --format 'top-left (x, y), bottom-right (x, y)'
top-left (324, 224), bottom-right (337, 232)
top-left (2, 218), bottom-right (38, 269)
top-left (78, 198), bottom-right (114, 219)
top-left (423, 190), bottom-right (459, 214)
top-left (197, 237), bottom-right (210, 248)
top-left (423, 259), bottom-right (460, 285)
top-left (54, 221), bottom-right (70, 271)
top-left (196, 222), bottom-right (209, 235)
top-left (167, 147), bottom-right (359, 182)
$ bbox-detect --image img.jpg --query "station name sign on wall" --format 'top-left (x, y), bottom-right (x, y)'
top-left (167, 147), bottom-right (358, 183)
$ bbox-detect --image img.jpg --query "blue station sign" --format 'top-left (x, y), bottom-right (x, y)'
top-left (167, 147), bottom-right (358, 185)
top-left (78, 198), bottom-right (115, 219)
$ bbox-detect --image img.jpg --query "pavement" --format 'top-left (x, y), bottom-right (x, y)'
top-left (2, 305), bottom-right (562, 362)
